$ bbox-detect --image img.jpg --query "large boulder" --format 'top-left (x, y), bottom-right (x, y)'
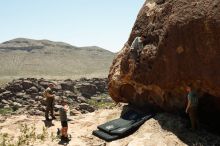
top-left (108, 0), bottom-right (220, 129)
top-left (5, 83), bottom-right (23, 93)
top-left (76, 83), bottom-right (97, 98)
top-left (60, 80), bottom-right (75, 91)
top-left (21, 80), bottom-right (35, 89)
top-left (26, 86), bottom-right (39, 94)
top-left (92, 78), bottom-right (108, 93)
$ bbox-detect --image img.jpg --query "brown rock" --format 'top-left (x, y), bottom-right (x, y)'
top-left (21, 80), bottom-right (34, 89)
top-left (60, 80), bottom-right (75, 91)
top-left (108, 0), bottom-right (220, 129)
top-left (5, 83), bottom-right (22, 93)
top-left (0, 88), bottom-right (6, 94)
top-left (76, 83), bottom-right (97, 98)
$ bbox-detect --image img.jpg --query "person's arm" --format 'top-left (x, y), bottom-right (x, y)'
top-left (131, 37), bottom-right (138, 50)
top-left (185, 96), bottom-right (191, 113)
top-left (46, 91), bottom-right (54, 98)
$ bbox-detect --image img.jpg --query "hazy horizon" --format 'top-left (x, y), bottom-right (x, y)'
top-left (0, 0), bottom-right (145, 53)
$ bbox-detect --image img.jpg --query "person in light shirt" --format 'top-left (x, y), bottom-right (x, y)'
top-left (129, 35), bottom-right (147, 63)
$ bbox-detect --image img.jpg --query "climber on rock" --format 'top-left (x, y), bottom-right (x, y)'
top-left (127, 34), bottom-right (147, 63)
top-left (185, 84), bottom-right (199, 131)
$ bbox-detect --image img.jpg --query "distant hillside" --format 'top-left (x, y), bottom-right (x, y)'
top-left (0, 38), bottom-right (115, 82)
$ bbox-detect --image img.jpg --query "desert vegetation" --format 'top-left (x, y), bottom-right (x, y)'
top-left (0, 124), bottom-right (57, 146)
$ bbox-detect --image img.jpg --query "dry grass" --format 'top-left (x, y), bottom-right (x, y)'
top-left (0, 124), bottom-right (57, 146)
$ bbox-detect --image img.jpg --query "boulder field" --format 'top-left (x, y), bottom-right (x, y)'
top-left (0, 77), bottom-right (112, 115)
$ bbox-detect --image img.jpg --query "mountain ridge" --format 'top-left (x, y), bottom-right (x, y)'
top-left (0, 38), bottom-right (115, 81)
top-left (0, 38), bottom-right (113, 53)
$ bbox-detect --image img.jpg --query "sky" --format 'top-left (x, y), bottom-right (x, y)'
top-left (0, 0), bottom-right (145, 52)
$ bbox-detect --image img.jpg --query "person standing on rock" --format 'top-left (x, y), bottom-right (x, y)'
top-left (44, 83), bottom-right (56, 121)
top-left (129, 35), bottom-right (147, 63)
top-left (185, 84), bottom-right (199, 130)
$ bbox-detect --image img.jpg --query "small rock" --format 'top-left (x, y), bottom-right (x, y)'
top-left (22, 80), bottom-right (34, 89)
top-left (5, 83), bottom-right (23, 93)
top-left (0, 87), bottom-right (6, 93)
top-left (77, 96), bottom-right (86, 103)
top-left (102, 97), bottom-right (113, 103)
top-left (26, 86), bottom-right (38, 94)
top-left (53, 84), bottom-right (62, 92)
top-left (0, 103), bottom-right (4, 108)
top-left (31, 93), bottom-right (38, 98)
top-left (16, 92), bottom-right (26, 98)
top-left (12, 102), bottom-right (22, 110)
top-left (22, 94), bottom-right (31, 99)
top-left (64, 91), bottom-right (77, 99)
top-left (35, 96), bottom-right (43, 101)
top-left (91, 97), bottom-right (102, 102)
top-left (7, 100), bottom-right (13, 104)
top-left (1, 99), bottom-right (9, 104)
top-left (38, 81), bottom-right (50, 88)
top-left (4, 105), bottom-right (10, 108)
top-left (79, 103), bottom-right (95, 112)
top-left (70, 108), bottom-right (81, 116)
top-left (28, 109), bottom-right (43, 116)
top-left (29, 100), bottom-right (36, 105)
top-left (0, 91), bottom-right (14, 99)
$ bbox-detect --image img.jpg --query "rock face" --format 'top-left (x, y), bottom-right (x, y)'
top-left (108, 0), bottom-right (220, 128)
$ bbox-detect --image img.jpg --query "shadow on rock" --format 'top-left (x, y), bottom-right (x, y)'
top-left (154, 113), bottom-right (220, 146)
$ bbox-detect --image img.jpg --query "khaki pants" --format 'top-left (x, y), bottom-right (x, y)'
top-left (189, 106), bottom-right (199, 130)
top-left (45, 106), bottom-right (54, 118)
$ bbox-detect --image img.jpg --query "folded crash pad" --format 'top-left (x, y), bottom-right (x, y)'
top-left (93, 108), bottom-right (154, 141)
top-left (92, 130), bottom-right (119, 142)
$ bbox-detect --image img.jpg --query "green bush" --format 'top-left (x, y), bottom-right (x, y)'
top-left (0, 108), bottom-right (13, 115)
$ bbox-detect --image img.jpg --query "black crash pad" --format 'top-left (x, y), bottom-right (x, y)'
top-left (93, 108), bottom-right (154, 141)
top-left (92, 130), bottom-right (118, 142)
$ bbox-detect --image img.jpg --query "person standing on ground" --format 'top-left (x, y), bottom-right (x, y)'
top-left (44, 83), bottom-right (56, 121)
top-left (185, 84), bottom-right (199, 130)
top-left (59, 98), bottom-right (69, 141)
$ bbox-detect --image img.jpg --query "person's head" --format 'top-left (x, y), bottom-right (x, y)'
top-left (185, 84), bottom-right (192, 92)
top-left (140, 35), bottom-right (147, 42)
top-left (48, 83), bottom-right (54, 88)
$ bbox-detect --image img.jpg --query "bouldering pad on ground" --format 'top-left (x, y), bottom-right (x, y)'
top-left (93, 107), bottom-right (155, 141)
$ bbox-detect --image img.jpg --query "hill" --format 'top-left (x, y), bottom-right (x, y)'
top-left (0, 38), bottom-right (115, 84)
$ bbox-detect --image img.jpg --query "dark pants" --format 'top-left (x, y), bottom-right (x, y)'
top-left (45, 106), bottom-right (54, 118)
top-left (130, 49), bottom-right (141, 62)
top-left (189, 106), bottom-right (199, 130)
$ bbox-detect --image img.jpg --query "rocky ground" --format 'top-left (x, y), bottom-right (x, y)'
top-left (1, 107), bottom-right (220, 146)
top-left (1, 78), bottom-right (220, 146)
top-left (0, 78), bottom-right (114, 116)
